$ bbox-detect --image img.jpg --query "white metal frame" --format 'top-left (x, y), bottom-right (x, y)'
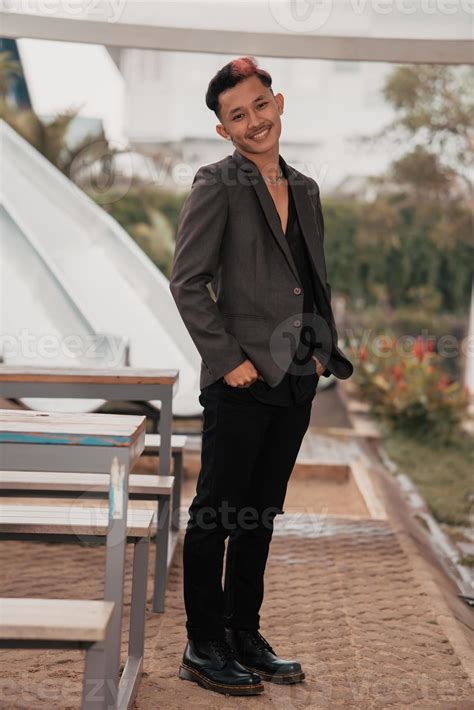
top-left (2, 11), bottom-right (472, 64)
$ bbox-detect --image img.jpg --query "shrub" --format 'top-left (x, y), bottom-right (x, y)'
top-left (355, 335), bottom-right (469, 443)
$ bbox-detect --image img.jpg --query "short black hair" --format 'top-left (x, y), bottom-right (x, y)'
top-left (205, 56), bottom-right (273, 121)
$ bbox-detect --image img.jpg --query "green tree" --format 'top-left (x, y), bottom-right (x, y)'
top-left (0, 50), bottom-right (122, 178)
top-left (0, 49), bottom-right (181, 276)
top-left (102, 187), bottom-right (187, 277)
top-left (352, 65), bottom-right (473, 313)
top-left (382, 65), bottom-right (473, 189)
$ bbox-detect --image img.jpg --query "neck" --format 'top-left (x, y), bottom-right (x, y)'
top-left (234, 144), bottom-right (282, 181)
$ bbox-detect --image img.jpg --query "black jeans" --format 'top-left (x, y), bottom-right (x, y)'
top-left (183, 378), bottom-right (313, 641)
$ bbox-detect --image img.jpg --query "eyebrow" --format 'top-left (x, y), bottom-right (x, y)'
top-left (228, 94), bottom-right (267, 118)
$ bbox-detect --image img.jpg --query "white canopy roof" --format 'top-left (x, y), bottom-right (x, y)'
top-left (2, 0), bottom-right (472, 64)
top-left (0, 119), bottom-right (202, 416)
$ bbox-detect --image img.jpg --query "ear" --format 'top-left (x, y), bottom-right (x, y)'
top-left (216, 124), bottom-right (231, 141)
top-left (274, 92), bottom-right (284, 114)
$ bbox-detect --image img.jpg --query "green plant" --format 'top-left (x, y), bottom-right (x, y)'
top-left (0, 49), bottom-right (123, 178)
top-left (355, 335), bottom-right (469, 443)
top-left (102, 187), bottom-right (187, 277)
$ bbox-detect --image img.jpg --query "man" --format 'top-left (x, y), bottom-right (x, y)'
top-left (170, 56), bottom-right (353, 696)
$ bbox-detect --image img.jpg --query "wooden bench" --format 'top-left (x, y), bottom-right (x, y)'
top-left (0, 372), bottom-right (183, 612)
top-left (0, 366), bottom-right (179, 477)
top-left (0, 597), bottom-right (115, 710)
top-left (0, 470), bottom-right (175, 613)
top-left (143, 433), bottom-right (186, 531)
top-left (0, 407), bottom-right (173, 615)
top-left (0, 504), bottom-right (155, 710)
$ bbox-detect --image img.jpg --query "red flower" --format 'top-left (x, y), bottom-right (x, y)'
top-left (393, 365), bottom-right (403, 381)
top-left (413, 336), bottom-right (425, 362)
top-left (379, 336), bottom-right (391, 352)
top-left (359, 345), bottom-right (368, 362)
top-left (436, 374), bottom-right (449, 391)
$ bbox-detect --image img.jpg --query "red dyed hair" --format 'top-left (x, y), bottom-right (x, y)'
top-left (205, 56), bottom-right (273, 119)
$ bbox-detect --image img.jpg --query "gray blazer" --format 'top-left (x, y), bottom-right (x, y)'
top-left (169, 148), bottom-right (354, 390)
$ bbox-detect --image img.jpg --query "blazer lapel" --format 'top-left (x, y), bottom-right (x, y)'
top-left (285, 161), bottom-right (330, 301)
top-left (231, 148), bottom-right (330, 301)
top-left (231, 148), bottom-right (301, 284)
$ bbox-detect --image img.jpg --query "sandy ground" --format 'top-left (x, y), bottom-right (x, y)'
top-left (1, 515), bottom-right (473, 709)
top-left (1, 387), bottom-right (473, 708)
top-left (2, 476), bottom-right (473, 709)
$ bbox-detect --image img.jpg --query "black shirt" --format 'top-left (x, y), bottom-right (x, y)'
top-left (248, 183), bottom-right (321, 406)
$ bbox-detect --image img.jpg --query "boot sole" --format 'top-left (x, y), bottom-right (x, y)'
top-left (179, 663), bottom-right (265, 696)
top-left (242, 664), bottom-right (306, 684)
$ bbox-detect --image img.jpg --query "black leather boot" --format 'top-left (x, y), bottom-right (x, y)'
top-left (179, 638), bottom-right (264, 695)
top-left (225, 628), bottom-right (305, 684)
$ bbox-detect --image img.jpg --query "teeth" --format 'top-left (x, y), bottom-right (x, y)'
top-left (251, 127), bottom-right (269, 139)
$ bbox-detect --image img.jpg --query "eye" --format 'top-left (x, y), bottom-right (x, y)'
top-left (257, 102), bottom-right (268, 108)
top-left (233, 113), bottom-right (243, 121)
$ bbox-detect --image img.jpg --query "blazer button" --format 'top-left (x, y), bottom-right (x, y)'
top-left (293, 319), bottom-right (301, 327)
top-left (293, 287), bottom-right (302, 295)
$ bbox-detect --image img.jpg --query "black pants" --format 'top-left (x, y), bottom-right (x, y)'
top-left (183, 378), bottom-right (313, 641)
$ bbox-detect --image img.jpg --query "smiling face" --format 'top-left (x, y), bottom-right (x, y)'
top-left (215, 74), bottom-right (284, 156)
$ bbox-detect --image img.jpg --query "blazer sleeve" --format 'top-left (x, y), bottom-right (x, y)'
top-left (307, 178), bottom-right (347, 377)
top-left (169, 165), bottom-right (247, 381)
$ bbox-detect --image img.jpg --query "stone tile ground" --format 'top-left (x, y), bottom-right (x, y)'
top-left (1, 513), bottom-right (473, 708)
top-left (1, 384), bottom-right (473, 708)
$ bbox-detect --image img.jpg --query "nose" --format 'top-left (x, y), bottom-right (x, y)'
top-left (247, 108), bottom-right (261, 128)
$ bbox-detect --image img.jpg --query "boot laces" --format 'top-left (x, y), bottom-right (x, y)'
top-left (242, 630), bottom-right (276, 654)
top-left (209, 639), bottom-right (236, 663)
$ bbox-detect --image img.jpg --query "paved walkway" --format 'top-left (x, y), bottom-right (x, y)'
top-left (1, 516), bottom-right (472, 709)
top-left (1, 386), bottom-right (473, 708)
top-left (2, 492), bottom-right (473, 707)
top-left (139, 516), bottom-right (474, 709)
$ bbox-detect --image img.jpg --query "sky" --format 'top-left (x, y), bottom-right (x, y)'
top-left (19, 40), bottom-right (127, 143)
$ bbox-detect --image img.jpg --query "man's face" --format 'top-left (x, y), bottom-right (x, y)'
top-left (216, 74), bottom-right (284, 155)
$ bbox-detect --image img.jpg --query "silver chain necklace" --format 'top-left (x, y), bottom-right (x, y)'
top-left (262, 168), bottom-right (284, 186)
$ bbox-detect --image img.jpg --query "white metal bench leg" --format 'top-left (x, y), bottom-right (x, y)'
top-left (151, 494), bottom-right (170, 613)
top-left (103, 457), bottom-right (130, 708)
top-left (82, 640), bottom-right (111, 710)
top-left (171, 451), bottom-right (183, 532)
top-left (158, 392), bottom-right (172, 478)
top-left (117, 533), bottom-right (150, 710)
